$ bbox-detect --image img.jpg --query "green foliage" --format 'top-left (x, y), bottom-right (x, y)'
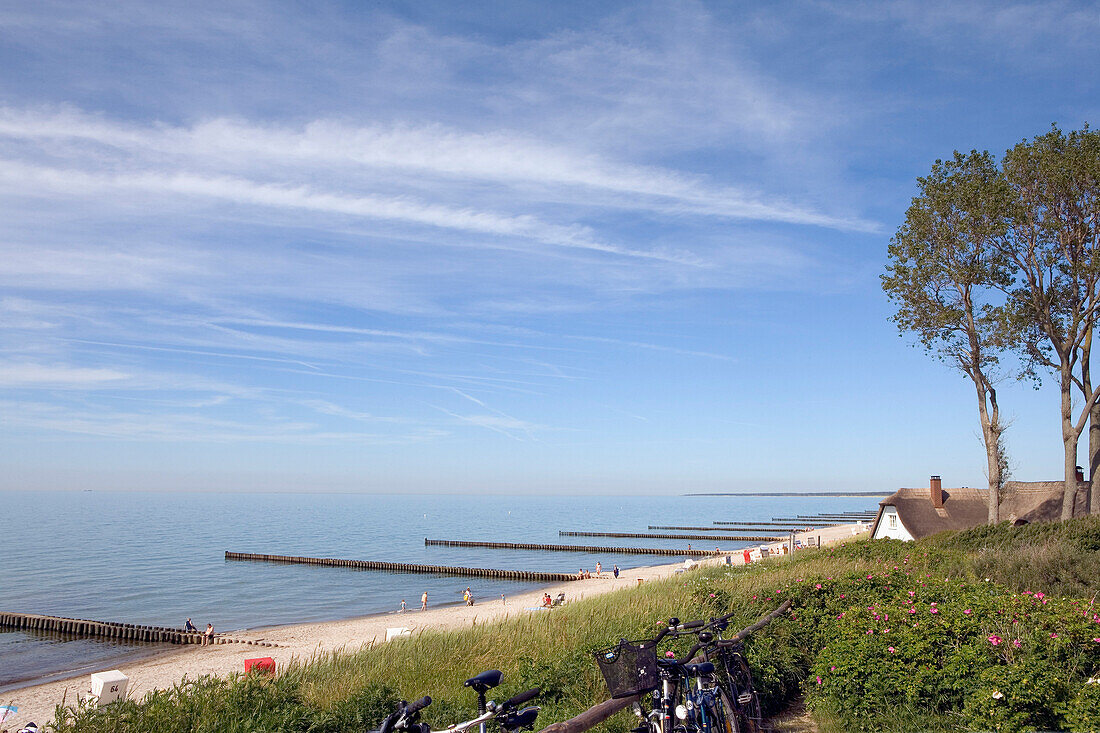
top-left (1062, 678), bottom-right (1100, 732)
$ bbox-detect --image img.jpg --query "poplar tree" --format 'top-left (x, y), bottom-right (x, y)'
top-left (999, 125), bottom-right (1100, 519)
top-left (883, 151), bottom-right (1013, 523)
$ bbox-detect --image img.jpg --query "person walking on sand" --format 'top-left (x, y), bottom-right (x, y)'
top-left (595, 561), bottom-right (602, 577)
top-left (400, 599), bottom-right (407, 613)
top-left (421, 591), bottom-right (428, 611)
top-left (613, 564), bottom-right (619, 579)
top-left (501, 593), bottom-right (506, 605)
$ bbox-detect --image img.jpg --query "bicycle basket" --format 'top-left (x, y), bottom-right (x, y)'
top-left (594, 639), bottom-right (658, 698)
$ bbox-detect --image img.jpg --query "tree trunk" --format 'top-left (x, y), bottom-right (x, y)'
top-left (976, 383), bottom-right (1001, 524)
top-left (1061, 369), bottom-right (1078, 521)
top-left (1091, 402), bottom-right (1100, 514)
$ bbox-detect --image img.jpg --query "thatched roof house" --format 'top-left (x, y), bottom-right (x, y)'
top-left (871, 475), bottom-right (1090, 541)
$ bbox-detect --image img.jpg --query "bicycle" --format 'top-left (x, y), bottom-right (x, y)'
top-left (596, 613), bottom-right (766, 733)
top-left (369, 669), bottom-right (540, 733)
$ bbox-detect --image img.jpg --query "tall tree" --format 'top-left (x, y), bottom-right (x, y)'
top-left (884, 151), bottom-right (1013, 523)
top-left (999, 125), bottom-right (1100, 519)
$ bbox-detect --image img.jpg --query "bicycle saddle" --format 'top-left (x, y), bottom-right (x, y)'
top-left (464, 669), bottom-right (503, 692)
top-left (684, 662), bottom-right (714, 676)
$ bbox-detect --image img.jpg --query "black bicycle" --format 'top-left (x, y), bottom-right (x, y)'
top-left (595, 612), bottom-right (766, 733)
top-left (369, 670), bottom-right (539, 733)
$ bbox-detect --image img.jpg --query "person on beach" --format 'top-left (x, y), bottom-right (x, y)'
top-left (613, 564), bottom-right (619, 579)
top-left (501, 593), bottom-right (506, 605)
top-left (185, 618), bottom-right (197, 632)
top-left (421, 591), bottom-right (428, 611)
top-left (400, 599), bottom-right (407, 613)
top-left (203, 623), bottom-right (214, 646)
top-left (578, 568), bottom-right (584, 579)
top-left (595, 562), bottom-right (602, 577)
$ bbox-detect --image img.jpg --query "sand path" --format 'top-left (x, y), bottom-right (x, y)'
top-left (3, 524), bottom-right (866, 730)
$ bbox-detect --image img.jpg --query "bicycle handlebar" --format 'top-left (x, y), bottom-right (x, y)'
top-left (501, 688), bottom-right (540, 710)
top-left (406, 696), bottom-right (432, 715)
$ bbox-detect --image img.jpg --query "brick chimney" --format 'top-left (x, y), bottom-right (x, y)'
top-left (930, 475), bottom-right (943, 508)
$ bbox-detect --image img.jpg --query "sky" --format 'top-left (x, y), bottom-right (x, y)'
top-left (1, 1), bottom-right (1098, 495)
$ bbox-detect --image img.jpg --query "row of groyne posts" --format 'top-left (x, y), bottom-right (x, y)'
top-left (0, 612), bottom-right (276, 647)
top-left (2, 509), bottom-right (875, 647)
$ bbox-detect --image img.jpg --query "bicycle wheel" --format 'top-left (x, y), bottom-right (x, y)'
top-left (723, 659), bottom-right (762, 733)
top-left (705, 689), bottom-right (738, 733)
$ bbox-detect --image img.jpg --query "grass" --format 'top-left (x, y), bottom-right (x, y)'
top-left (51, 515), bottom-right (1100, 733)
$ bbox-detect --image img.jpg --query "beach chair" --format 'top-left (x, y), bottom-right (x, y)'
top-left (386, 627), bottom-right (412, 642)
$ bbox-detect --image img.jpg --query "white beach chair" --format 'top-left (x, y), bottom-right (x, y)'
top-left (386, 626), bottom-right (412, 641)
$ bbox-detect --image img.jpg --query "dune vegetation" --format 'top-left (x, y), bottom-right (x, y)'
top-left (53, 516), bottom-right (1100, 733)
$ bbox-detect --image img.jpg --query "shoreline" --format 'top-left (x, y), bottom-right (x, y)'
top-left (3, 524), bottom-right (866, 729)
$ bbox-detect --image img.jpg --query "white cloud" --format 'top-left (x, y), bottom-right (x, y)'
top-left (0, 362), bottom-right (129, 386)
top-left (0, 107), bottom-right (876, 233)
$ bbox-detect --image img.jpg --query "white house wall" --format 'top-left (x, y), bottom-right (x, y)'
top-left (872, 506), bottom-right (914, 541)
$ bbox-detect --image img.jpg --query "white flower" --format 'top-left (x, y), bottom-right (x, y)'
top-left (991, 691), bottom-right (1004, 699)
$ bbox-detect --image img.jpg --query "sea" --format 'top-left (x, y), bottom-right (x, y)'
top-left (0, 490), bottom-right (877, 693)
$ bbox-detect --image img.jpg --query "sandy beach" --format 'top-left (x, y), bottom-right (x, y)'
top-left (3, 523), bottom-right (867, 729)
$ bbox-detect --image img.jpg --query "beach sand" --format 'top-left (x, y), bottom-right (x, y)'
top-left (3, 523), bottom-right (867, 729)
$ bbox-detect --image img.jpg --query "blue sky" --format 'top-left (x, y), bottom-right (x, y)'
top-left (1, 1), bottom-right (1098, 494)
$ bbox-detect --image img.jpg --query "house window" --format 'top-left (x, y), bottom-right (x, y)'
top-left (888, 514), bottom-right (897, 529)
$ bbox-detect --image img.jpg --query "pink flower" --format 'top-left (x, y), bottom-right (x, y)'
top-left (908, 591), bottom-right (915, 597)
top-left (830, 666), bottom-right (836, 671)
top-left (988, 635), bottom-right (1002, 646)
top-left (888, 646), bottom-right (896, 653)
top-left (839, 594), bottom-right (846, 599)
top-left (1036, 592), bottom-right (1045, 599)
top-left (963, 609), bottom-right (971, 615)
top-left (666, 651), bottom-right (676, 658)
top-left (709, 593), bottom-right (716, 598)
top-left (1092, 638), bottom-right (1100, 643)
top-left (816, 676), bottom-right (822, 685)
top-left (908, 608), bottom-right (916, 614)
top-left (930, 607), bottom-right (939, 614)
top-left (814, 583), bottom-right (822, 589)
top-left (867, 574), bottom-right (874, 579)
top-left (866, 629), bottom-right (874, 635)
top-left (1012, 639), bottom-right (1021, 648)
top-left (884, 614), bottom-right (889, 621)
top-left (1050, 633), bottom-right (1059, 639)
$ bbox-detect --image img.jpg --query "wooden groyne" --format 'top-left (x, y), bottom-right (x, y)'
top-left (558, 531), bottom-right (775, 542)
top-left (425, 539), bottom-right (718, 556)
top-left (226, 551), bottom-right (579, 582)
top-left (648, 525), bottom-right (791, 533)
top-left (0, 612), bottom-right (276, 647)
top-left (714, 520), bottom-right (844, 527)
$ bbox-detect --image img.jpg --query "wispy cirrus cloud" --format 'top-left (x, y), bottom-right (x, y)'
top-left (0, 108), bottom-right (877, 233)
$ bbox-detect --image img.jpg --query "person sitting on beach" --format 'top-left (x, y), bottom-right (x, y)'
top-left (555, 592), bottom-right (566, 606)
top-left (577, 568), bottom-right (584, 579)
top-left (185, 618), bottom-right (197, 633)
top-left (542, 594), bottom-right (552, 608)
top-left (203, 623), bottom-right (214, 646)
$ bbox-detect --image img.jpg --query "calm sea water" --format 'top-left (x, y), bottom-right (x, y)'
top-left (0, 491), bottom-right (876, 691)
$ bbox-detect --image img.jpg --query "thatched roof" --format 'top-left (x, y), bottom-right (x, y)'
top-left (871, 481), bottom-right (1091, 540)
top-left (871, 487), bottom-right (989, 540)
top-left (1001, 481), bottom-right (1090, 524)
